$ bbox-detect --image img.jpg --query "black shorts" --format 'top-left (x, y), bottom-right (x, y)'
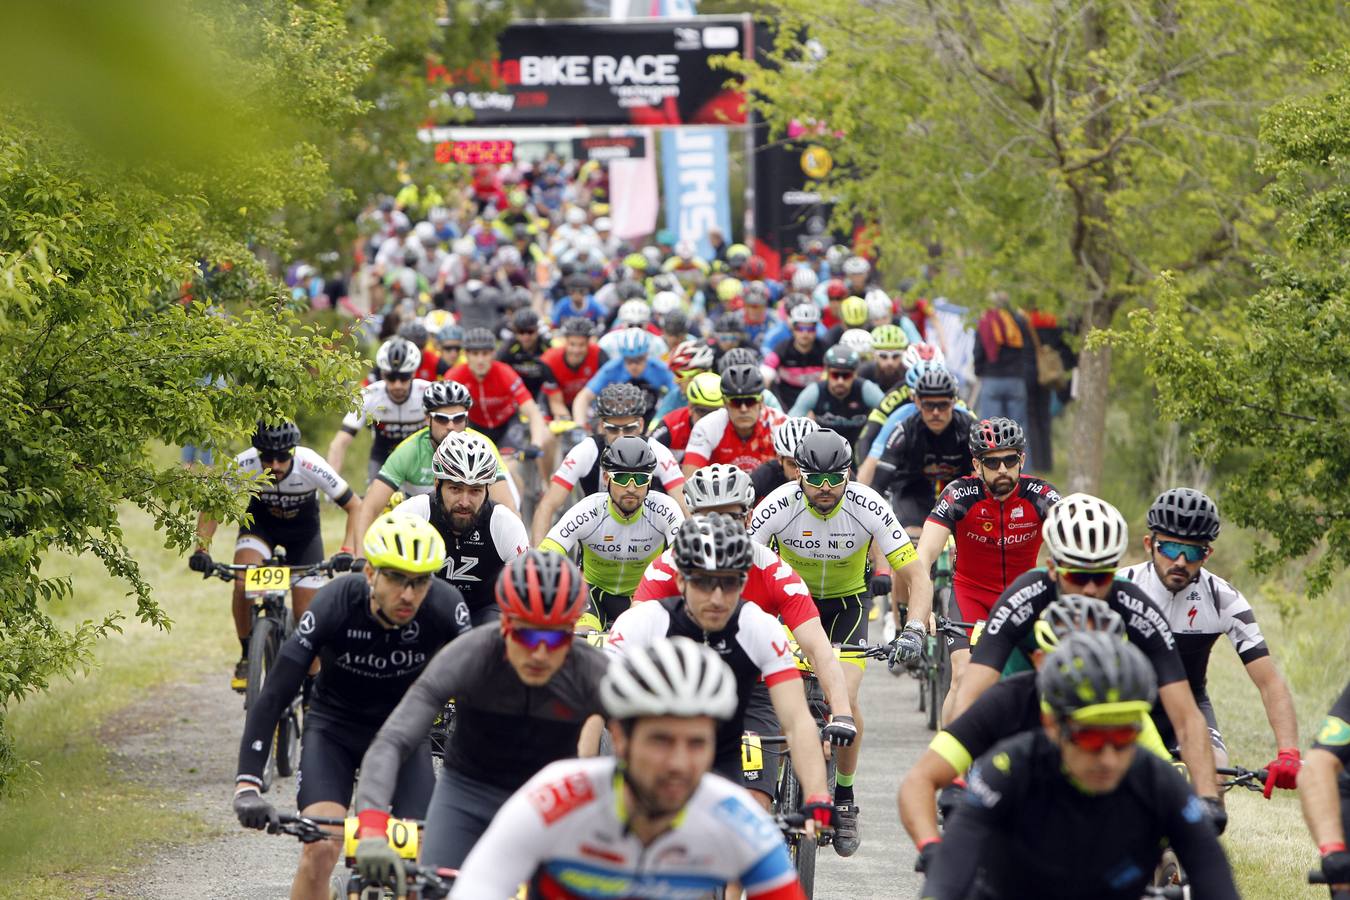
top-left (1154, 693), bottom-right (1227, 755)
top-left (587, 585), bottom-right (632, 630)
top-left (735, 684), bottom-right (782, 801)
top-left (478, 419), bottom-right (528, 452)
top-left (892, 490), bottom-right (936, 530)
top-left (296, 718), bottom-right (434, 816)
top-left (237, 525), bottom-right (324, 566)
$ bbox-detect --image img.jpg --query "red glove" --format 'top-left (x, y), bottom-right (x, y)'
top-left (1263, 748), bottom-right (1301, 798)
top-left (803, 792), bottom-right (834, 831)
top-left (357, 808), bottom-right (391, 840)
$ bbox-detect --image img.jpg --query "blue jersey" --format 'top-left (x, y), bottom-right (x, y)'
top-left (551, 294), bottom-right (606, 326)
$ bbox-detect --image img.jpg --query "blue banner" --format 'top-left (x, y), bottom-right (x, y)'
top-left (660, 127), bottom-right (731, 261)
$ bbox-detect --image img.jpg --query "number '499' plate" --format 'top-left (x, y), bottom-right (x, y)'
top-left (243, 567), bottom-right (289, 592)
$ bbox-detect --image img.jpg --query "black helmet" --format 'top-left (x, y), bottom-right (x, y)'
top-left (397, 320), bottom-right (429, 349)
top-left (719, 363), bottom-right (764, 398)
top-left (969, 416), bottom-right (1026, 455)
top-left (596, 383), bottom-right (647, 418)
top-left (913, 367), bottom-right (957, 398)
top-left (664, 309), bottom-right (689, 334)
top-left (252, 420), bottom-right (301, 452)
top-left (1032, 594), bottom-right (1126, 653)
top-left (716, 347), bottom-right (760, 374)
top-left (794, 429), bottom-right (852, 474)
top-left (672, 513), bottom-right (754, 574)
top-left (1146, 488), bottom-right (1220, 542)
top-left (565, 273), bottom-right (591, 291)
top-left (511, 308), bottom-right (540, 332)
top-left (601, 436), bottom-right (657, 474)
top-left (616, 279), bottom-right (647, 301)
top-left (1038, 631), bottom-right (1157, 724)
top-left (560, 316), bottom-right (594, 338)
top-left (462, 327), bottom-right (496, 351)
top-left (824, 345), bottom-right (860, 371)
top-left (423, 380), bottom-right (472, 412)
top-left (715, 310), bottom-right (746, 335)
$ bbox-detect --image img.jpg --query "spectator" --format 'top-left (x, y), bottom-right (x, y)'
top-left (973, 290), bottom-right (1035, 467)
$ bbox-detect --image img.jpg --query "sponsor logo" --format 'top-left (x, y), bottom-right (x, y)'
top-left (528, 772), bottom-right (596, 826)
top-left (400, 621), bottom-right (420, 643)
top-left (346, 629), bottom-right (372, 640)
top-left (298, 611), bottom-right (316, 634)
top-left (1010, 506), bottom-right (1024, 520)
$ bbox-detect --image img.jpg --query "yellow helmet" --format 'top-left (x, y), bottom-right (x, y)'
top-left (686, 371), bottom-right (725, 408)
top-left (841, 296), bottom-right (868, 327)
top-left (363, 513), bottom-right (446, 574)
top-left (716, 278), bottom-right (744, 303)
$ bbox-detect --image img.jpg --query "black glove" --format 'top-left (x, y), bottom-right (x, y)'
top-left (822, 714), bottom-right (858, 747)
top-left (915, 840), bottom-right (941, 873)
top-left (890, 624), bottom-right (925, 665)
top-left (232, 789), bottom-right (277, 831)
top-left (354, 836), bottom-right (405, 887)
top-left (1322, 849), bottom-right (1350, 884)
top-left (869, 574), bottom-right (892, 597)
top-left (189, 549), bottom-right (213, 573)
top-left (329, 551), bottom-right (354, 572)
top-left (351, 557), bottom-right (367, 574)
top-left (1200, 796), bottom-right (1227, 835)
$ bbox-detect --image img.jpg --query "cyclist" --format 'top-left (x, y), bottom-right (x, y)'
top-left (190, 421), bottom-right (361, 689)
top-left (495, 308), bottom-right (551, 402)
top-left (762, 302), bottom-right (826, 410)
top-left (356, 381), bottom-right (518, 539)
top-left (749, 429), bottom-right (933, 855)
top-left (855, 356), bottom-right (949, 468)
top-left (329, 337), bottom-right (430, 483)
top-left (682, 363), bottom-right (786, 476)
top-left (648, 371), bottom-right (724, 461)
top-left (949, 492), bottom-right (1227, 830)
top-left (445, 328), bottom-right (550, 467)
top-left (231, 514), bottom-right (468, 900)
top-left (633, 464), bottom-right (855, 806)
top-left (353, 551), bottom-right (609, 872)
top-left (866, 367), bottom-right (977, 536)
top-left (914, 417), bottom-right (1060, 722)
top-left (550, 272), bottom-right (606, 326)
top-left (1118, 487), bottom-right (1300, 783)
top-left (392, 432), bottom-right (528, 626)
top-left (447, 639), bottom-right (806, 899)
top-left (718, 347), bottom-right (786, 412)
top-left (1300, 678), bottom-right (1350, 894)
top-left (539, 317), bottom-right (607, 421)
top-left (398, 320), bottom-right (452, 382)
top-left (859, 323), bottom-right (909, 392)
top-left (608, 515), bottom-right (835, 835)
top-left (652, 337), bottom-right (716, 420)
top-left (750, 416), bottom-right (819, 502)
top-left (570, 329), bottom-right (677, 425)
top-left (531, 383), bottom-right (686, 544)
top-left (787, 345), bottom-right (886, 451)
top-left (921, 632), bottom-right (1239, 900)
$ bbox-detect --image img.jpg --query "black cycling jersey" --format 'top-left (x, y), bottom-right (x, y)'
top-left (237, 446), bottom-right (354, 546)
top-left (497, 340), bottom-right (550, 399)
top-left (806, 379), bottom-right (872, 448)
top-left (858, 360), bottom-right (903, 392)
top-left (872, 409), bottom-right (976, 501)
top-left (235, 573), bottom-right (470, 787)
top-left (921, 730), bottom-right (1239, 900)
top-left (935, 671), bottom-right (1039, 772)
top-left (857, 387), bottom-right (912, 460)
top-left (354, 625), bottom-right (609, 806)
top-left (1313, 679), bottom-right (1350, 797)
top-left (750, 458), bottom-right (788, 504)
top-left (416, 492), bottom-right (529, 619)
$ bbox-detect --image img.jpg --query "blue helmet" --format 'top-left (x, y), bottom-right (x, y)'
top-left (617, 329), bottom-right (651, 360)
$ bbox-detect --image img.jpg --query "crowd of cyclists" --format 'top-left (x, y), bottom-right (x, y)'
top-left (184, 165), bottom-right (1350, 898)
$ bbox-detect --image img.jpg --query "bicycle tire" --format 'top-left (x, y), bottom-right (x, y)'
top-left (246, 616), bottom-right (281, 790)
top-left (928, 586), bottom-right (956, 731)
top-left (779, 760), bottom-right (815, 896)
top-left (275, 702), bottom-right (301, 778)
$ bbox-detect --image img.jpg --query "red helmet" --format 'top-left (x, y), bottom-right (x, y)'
top-left (743, 256), bottom-right (767, 279)
top-left (668, 338), bottom-right (716, 376)
top-left (495, 551), bottom-right (588, 627)
top-left (825, 279), bottom-right (848, 301)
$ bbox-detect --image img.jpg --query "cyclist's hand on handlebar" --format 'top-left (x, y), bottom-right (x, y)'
top-left (1263, 748), bottom-right (1300, 797)
top-left (890, 623), bottom-right (925, 666)
top-left (1321, 849), bottom-right (1350, 884)
top-left (868, 574), bottom-right (892, 597)
top-left (189, 549), bottom-right (213, 573)
top-left (232, 787), bottom-right (277, 831)
top-left (822, 714), bottom-right (858, 747)
top-left (915, 838), bottom-right (941, 873)
top-left (354, 837), bottom-right (405, 887)
top-left (329, 550), bottom-right (355, 573)
top-left (1200, 796), bottom-right (1227, 835)
top-left (802, 792), bottom-right (834, 833)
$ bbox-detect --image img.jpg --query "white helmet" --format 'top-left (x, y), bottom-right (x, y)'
top-left (641, 245), bottom-right (664, 269)
top-left (791, 267), bottom-right (819, 293)
top-left (651, 290), bottom-right (683, 317)
top-left (594, 216), bottom-right (612, 232)
top-left (1042, 493), bottom-right (1128, 569)
top-left (865, 289), bottom-right (893, 322)
top-left (902, 342), bottom-right (946, 370)
top-left (840, 328), bottom-right (874, 358)
top-left (601, 637), bottom-right (738, 721)
top-left (772, 416), bottom-right (820, 458)
top-left (674, 239), bottom-right (697, 259)
top-left (618, 299), bottom-right (652, 326)
top-left (565, 206), bottom-right (587, 226)
top-left (842, 255), bottom-right (870, 276)
top-left (432, 431), bottom-right (498, 486)
top-left (376, 336), bottom-right (422, 375)
top-left (452, 237), bottom-right (475, 257)
top-left (788, 303), bottom-right (821, 326)
top-left (683, 464), bottom-right (756, 512)
top-left (413, 221), bottom-right (437, 245)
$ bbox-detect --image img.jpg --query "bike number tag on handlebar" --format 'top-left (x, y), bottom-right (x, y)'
top-left (244, 567), bottom-right (289, 592)
top-left (741, 734), bottom-right (764, 773)
top-left (343, 817), bottom-right (419, 861)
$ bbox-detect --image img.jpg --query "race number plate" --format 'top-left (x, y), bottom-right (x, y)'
top-left (243, 567), bottom-right (289, 592)
top-left (343, 817), bottom-right (420, 861)
top-left (741, 734), bottom-right (764, 773)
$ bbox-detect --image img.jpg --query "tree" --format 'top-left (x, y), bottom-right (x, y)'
top-left (725, 1), bottom-right (1338, 491)
top-left (1122, 50), bottom-right (1350, 596)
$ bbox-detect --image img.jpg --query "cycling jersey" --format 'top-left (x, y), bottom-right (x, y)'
top-left (446, 360), bottom-right (534, 430)
top-left (749, 481), bottom-right (917, 600)
top-left (340, 378), bottom-right (432, 462)
top-left (763, 337), bottom-right (825, 409)
top-left (928, 475), bottom-right (1061, 624)
top-left (871, 409), bottom-right (977, 501)
top-left (551, 434), bottom-right (684, 497)
top-left (921, 730), bottom-right (1240, 900)
top-left (497, 340), bottom-right (550, 399)
top-left (866, 397), bottom-right (974, 460)
top-left (1312, 680), bottom-right (1350, 797)
top-left (551, 294), bottom-right (607, 326)
top-left (608, 596), bottom-right (800, 778)
top-left (235, 446), bottom-right (353, 543)
top-left (375, 427), bottom-right (507, 496)
top-left (540, 493), bottom-right (684, 597)
top-left (632, 542), bottom-right (818, 631)
top-left (236, 573), bottom-right (469, 788)
top-left (450, 756), bottom-right (804, 900)
top-left (788, 378), bottom-right (886, 448)
top-left (648, 406), bottom-right (695, 456)
top-left (393, 493), bottom-right (529, 620)
top-left (749, 459), bottom-right (789, 504)
top-left (541, 344), bottom-right (606, 407)
top-left (858, 385), bottom-right (912, 456)
top-left (684, 407), bottom-right (787, 473)
top-left (355, 625), bottom-right (610, 805)
top-left (583, 357), bottom-right (677, 416)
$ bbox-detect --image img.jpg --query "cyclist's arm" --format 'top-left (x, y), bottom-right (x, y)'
top-left (531, 482), bottom-right (572, 545)
top-left (235, 652), bottom-right (310, 791)
top-left (787, 383), bottom-right (819, 417)
top-left (488, 479), bottom-right (518, 515)
top-left (915, 520), bottom-right (951, 573)
top-left (338, 491), bottom-right (362, 554)
top-left (545, 386), bottom-right (570, 420)
top-left (950, 664), bottom-right (1002, 719)
top-left (1158, 680), bottom-right (1219, 799)
top-left (1161, 768), bottom-right (1241, 899)
top-left (855, 455), bottom-right (879, 487)
top-left (571, 386), bottom-right (597, 426)
top-left (768, 677), bottom-right (829, 801)
top-left (355, 481), bottom-right (395, 545)
top-left (918, 780), bottom-right (992, 900)
top-left (520, 396), bottom-right (549, 450)
top-left (898, 747), bottom-right (960, 848)
top-left (1301, 749), bottom-right (1346, 848)
top-left (194, 511), bottom-right (217, 551)
top-left (791, 618), bottom-right (851, 719)
top-left (1245, 655), bottom-right (1299, 750)
top-left (326, 427), bottom-right (355, 473)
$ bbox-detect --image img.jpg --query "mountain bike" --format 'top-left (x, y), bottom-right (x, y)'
top-left (267, 812), bottom-right (450, 899)
top-left (1152, 763), bottom-right (1269, 890)
top-left (205, 551), bottom-right (336, 790)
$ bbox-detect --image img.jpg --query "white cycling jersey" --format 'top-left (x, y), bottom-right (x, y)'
top-left (341, 378), bottom-right (431, 455)
top-left (540, 492), bottom-right (684, 596)
top-left (234, 446), bottom-right (351, 523)
top-left (551, 435), bottom-right (685, 493)
top-left (449, 756), bottom-right (803, 900)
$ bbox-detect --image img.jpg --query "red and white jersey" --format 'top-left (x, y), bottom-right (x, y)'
top-left (684, 406), bottom-right (787, 473)
top-left (632, 543), bottom-right (819, 632)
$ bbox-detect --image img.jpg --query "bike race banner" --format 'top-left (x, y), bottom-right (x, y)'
top-left (661, 127), bottom-right (732, 260)
top-left (426, 19), bottom-right (749, 127)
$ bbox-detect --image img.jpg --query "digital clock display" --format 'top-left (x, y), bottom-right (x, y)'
top-left (435, 140), bottom-right (516, 165)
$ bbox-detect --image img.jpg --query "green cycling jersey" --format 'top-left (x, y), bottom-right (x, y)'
top-left (375, 426), bottom-right (508, 496)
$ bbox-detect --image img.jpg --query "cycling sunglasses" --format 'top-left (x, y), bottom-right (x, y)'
top-left (383, 371), bottom-right (413, 383)
top-left (793, 324), bottom-right (817, 333)
top-left (259, 449), bottom-right (294, 463)
top-left (1155, 540), bottom-right (1208, 563)
top-left (380, 570), bottom-right (433, 591)
top-left (609, 471), bottom-right (651, 487)
top-left (726, 396), bottom-right (760, 409)
top-left (979, 453), bottom-right (1022, 471)
top-left (828, 370), bottom-right (855, 381)
top-left (601, 421), bottom-right (644, 436)
top-left (430, 411), bottom-right (470, 425)
top-left (1065, 723), bottom-right (1141, 753)
top-left (508, 626), bottom-right (573, 651)
top-left (803, 471), bottom-right (847, 488)
top-left (1058, 567), bottom-right (1116, 588)
top-left (686, 572), bottom-right (747, 593)
top-left (919, 399), bottom-right (954, 412)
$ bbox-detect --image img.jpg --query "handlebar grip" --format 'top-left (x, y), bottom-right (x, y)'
top-left (1309, 869), bottom-right (1329, 884)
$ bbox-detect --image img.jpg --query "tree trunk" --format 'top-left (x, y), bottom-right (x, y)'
top-left (1066, 300), bottom-right (1114, 494)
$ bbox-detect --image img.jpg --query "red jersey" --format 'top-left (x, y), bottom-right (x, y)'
top-left (683, 407), bottom-right (786, 473)
top-left (446, 361), bottom-right (533, 429)
top-left (927, 474), bottom-right (1061, 598)
top-left (632, 543), bottom-right (818, 631)
top-left (654, 406), bottom-right (694, 453)
top-left (541, 344), bottom-right (605, 407)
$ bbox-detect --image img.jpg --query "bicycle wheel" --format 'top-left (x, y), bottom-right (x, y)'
top-left (779, 763), bottom-right (815, 896)
top-left (245, 616), bottom-right (281, 790)
top-left (275, 700), bottom-right (301, 778)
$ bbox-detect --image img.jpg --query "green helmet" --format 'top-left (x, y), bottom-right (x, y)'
top-left (870, 324), bottom-right (909, 351)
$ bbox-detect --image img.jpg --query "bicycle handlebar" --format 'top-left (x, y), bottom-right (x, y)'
top-left (205, 559), bottom-right (338, 583)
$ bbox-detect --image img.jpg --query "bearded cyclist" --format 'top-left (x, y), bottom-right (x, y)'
top-left (449, 638), bottom-right (807, 899)
top-left (232, 515), bottom-right (469, 900)
top-left (788, 345), bottom-right (886, 452)
top-left (540, 317), bottom-right (608, 421)
top-left (391, 431), bottom-right (528, 626)
top-left (446, 327), bottom-right (550, 479)
top-left (683, 363), bottom-right (786, 476)
top-left (859, 324), bottom-right (908, 392)
top-left (749, 429), bottom-right (933, 854)
top-left (328, 336), bottom-right (430, 484)
top-left (353, 551), bottom-right (609, 874)
top-left (540, 436), bottom-right (684, 627)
